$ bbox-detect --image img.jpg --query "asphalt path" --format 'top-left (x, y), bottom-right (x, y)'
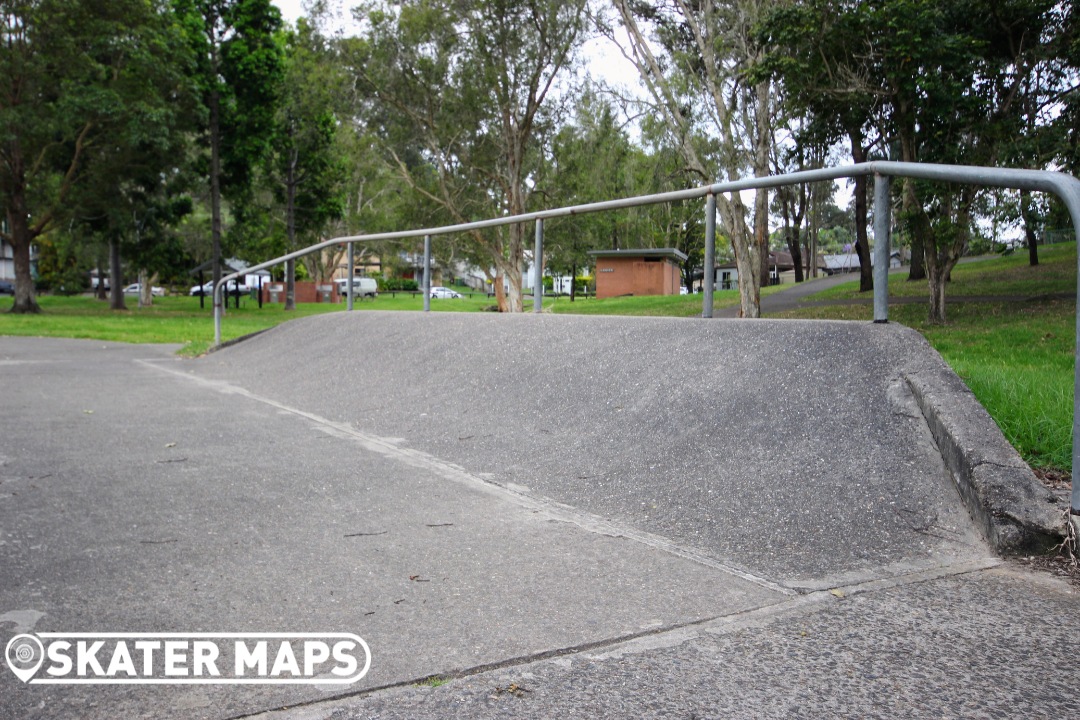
top-left (1, 317), bottom-right (1076, 719)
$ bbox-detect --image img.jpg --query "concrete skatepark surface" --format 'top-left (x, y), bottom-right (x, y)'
top-left (0, 314), bottom-right (1076, 719)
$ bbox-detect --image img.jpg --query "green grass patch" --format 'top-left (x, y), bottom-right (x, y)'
top-left (0, 293), bottom-right (494, 356)
top-left (812, 242), bottom-right (1077, 300)
top-left (414, 676), bottom-right (450, 688)
top-left (544, 284), bottom-right (788, 317)
top-left (546, 290), bottom-right (737, 316)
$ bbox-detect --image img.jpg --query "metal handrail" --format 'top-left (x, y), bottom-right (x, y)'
top-left (212, 160), bottom-right (1080, 520)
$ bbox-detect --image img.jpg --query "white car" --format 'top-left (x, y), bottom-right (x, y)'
top-left (122, 283), bottom-right (165, 297)
top-left (430, 286), bottom-right (463, 299)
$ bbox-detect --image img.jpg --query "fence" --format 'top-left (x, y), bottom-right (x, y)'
top-left (212, 160), bottom-right (1080, 519)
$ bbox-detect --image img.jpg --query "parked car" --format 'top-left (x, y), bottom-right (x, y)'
top-left (430, 286), bottom-right (463, 299)
top-left (122, 283), bottom-right (165, 297)
top-left (334, 277), bottom-right (378, 298)
top-left (0, 280), bottom-right (14, 295)
top-left (189, 280), bottom-right (248, 296)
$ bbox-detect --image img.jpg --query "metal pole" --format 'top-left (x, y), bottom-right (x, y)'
top-left (534, 218), bottom-right (543, 313)
top-left (423, 235), bottom-right (431, 313)
top-left (702, 193), bottom-right (716, 318)
top-left (873, 175), bottom-right (891, 323)
top-left (347, 242), bottom-right (354, 311)
top-left (213, 283), bottom-right (222, 345)
top-left (1067, 194), bottom-right (1080, 528)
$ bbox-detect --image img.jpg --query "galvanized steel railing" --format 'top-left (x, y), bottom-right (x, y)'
top-left (212, 161), bottom-right (1080, 520)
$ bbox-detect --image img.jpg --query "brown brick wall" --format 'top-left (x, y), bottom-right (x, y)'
top-left (260, 281), bottom-right (339, 304)
top-left (594, 257), bottom-right (681, 298)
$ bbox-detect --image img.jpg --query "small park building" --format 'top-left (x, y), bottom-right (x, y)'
top-left (587, 248), bottom-right (687, 299)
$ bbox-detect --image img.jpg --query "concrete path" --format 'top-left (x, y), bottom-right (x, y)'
top-left (0, 317), bottom-right (1076, 719)
top-left (713, 273), bottom-right (856, 317)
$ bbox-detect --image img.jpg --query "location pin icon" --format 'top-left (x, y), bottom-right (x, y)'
top-left (5, 634), bottom-right (44, 683)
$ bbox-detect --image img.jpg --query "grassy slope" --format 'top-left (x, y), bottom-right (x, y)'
top-left (774, 243), bottom-right (1077, 472)
top-left (814, 243), bottom-right (1076, 299)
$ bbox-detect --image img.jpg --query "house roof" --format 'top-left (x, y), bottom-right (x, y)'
top-left (587, 248), bottom-right (688, 262)
top-left (189, 257), bottom-right (249, 276)
top-left (716, 252), bottom-right (828, 270)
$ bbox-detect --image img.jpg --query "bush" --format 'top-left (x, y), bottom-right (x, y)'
top-left (378, 277), bottom-right (419, 292)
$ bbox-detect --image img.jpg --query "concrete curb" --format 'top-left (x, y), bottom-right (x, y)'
top-left (905, 362), bottom-right (1067, 553)
top-left (205, 327), bottom-right (271, 354)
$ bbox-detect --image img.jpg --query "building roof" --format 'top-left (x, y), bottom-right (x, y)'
top-left (188, 257), bottom-right (269, 276)
top-left (587, 248), bottom-right (688, 262)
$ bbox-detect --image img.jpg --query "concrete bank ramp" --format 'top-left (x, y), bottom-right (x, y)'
top-left (199, 312), bottom-right (1061, 588)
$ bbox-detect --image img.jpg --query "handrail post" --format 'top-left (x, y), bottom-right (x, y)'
top-left (346, 241), bottom-right (354, 311)
top-left (873, 174), bottom-right (891, 323)
top-left (423, 234), bottom-right (432, 312)
top-left (213, 283), bottom-right (222, 345)
top-left (702, 192), bottom-right (716, 318)
top-left (1066, 187), bottom-right (1080, 528)
top-left (534, 218), bottom-right (544, 313)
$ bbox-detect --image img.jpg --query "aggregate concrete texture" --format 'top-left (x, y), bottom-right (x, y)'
top-left (193, 312), bottom-right (1020, 585)
top-left (0, 336), bottom-right (776, 719)
top-left (0, 313), bottom-right (1075, 720)
top-left (262, 565), bottom-right (1080, 720)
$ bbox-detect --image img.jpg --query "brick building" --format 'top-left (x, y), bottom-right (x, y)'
top-left (587, 248), bottom-right (687, 299)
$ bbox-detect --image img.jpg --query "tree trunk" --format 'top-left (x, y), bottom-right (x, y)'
top-left (922, 189), bottom-right (972, 324)
top-left (498, 221), bottom-right (525, 313)
top-left (734, 245), bottom-right (762, 317)
top-left (717, 195), bottom-right (760, 316)
top-left (109, 235), bottom-right (126, 311)
top-left (754, 79), bottom-right (771, 290)
top-left (569, 260), bottom-right (576, 302)
top-left (504, 263), bottom-right (523, 312)
top-left (781, 190), bottom-right (804, 283)
top-left (789, 235), bottom-right (804, 283)
top-left (926, 253), bottom-right (947, 324)
top-left (95, 250), bottom-right (108, 300)
top-left (756, 190), bottom-right (770, 288)
top-left (6, 182), bottom-right (41, 313)
top-left (899, 128), bottom-right (926, 280)
top-left (138, 268), bottom-right (151, 308)
top-left (849, 133), bottom-right (873, 292)
top-left (904, 179), bottom-right (927, 281)
top-left (1020, 189), bottom-right (1039, 266)
top-left (285, 259), bottom-right (296, 311)
top-left (809, 183), bottom-right (820, 278)
top-left (494, 267), bottom-right (507, 311)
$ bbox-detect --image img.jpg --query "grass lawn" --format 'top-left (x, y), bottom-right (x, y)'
top-left (813, 242), bottom-right (1077, 300)
top-left (544, 283), bottom-right (788, 316)
top-left (0, 294), bottom-right (337, 356)
top-left (546, 290), bottom-right (737, 316)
